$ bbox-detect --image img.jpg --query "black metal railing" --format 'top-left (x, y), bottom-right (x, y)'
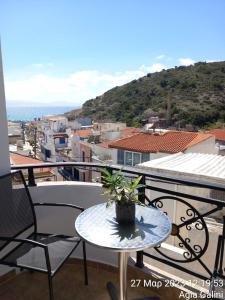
top-left (11, 161), bottom-right (225, 285)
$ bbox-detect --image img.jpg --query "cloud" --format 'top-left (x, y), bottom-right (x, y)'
top-left (140, 63), bottom-right (166, 73)
top-left (178, 58), bottom-right (195, 66)
top-left (30, 63), bottom-right (54, 69)
top-left (156, 54), bottom-right (165, 60)
top-left (5, 63), bottom-right (167, 106)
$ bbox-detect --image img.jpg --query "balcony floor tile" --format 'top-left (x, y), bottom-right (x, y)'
top-left (0, 260), bottom-right (179, 300)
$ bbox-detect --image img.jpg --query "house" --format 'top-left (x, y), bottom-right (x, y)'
top-left (8, 121), bottom-right (23, 144)
top-left (87, 127), bottom-right (141, 163)
top-left (68, 117), bottom-right (93, 130)
top-left (42, 115), bottom-right (68, 132)
top-left (73, 129), bottom-right (93, 141)
top-left (93, 122), bottom-right (126, 132)
top-left (39, 115), bottom-right (71, 162)
top-left (108, 130), bottom-right (217, 166)
top-left (68, 132), bottom-right (93, 181)
top-left (93, 122), bottom-right (126, 141)
top-left (10, 152), bottom-right (55, 181)
top-left (208, 128), bottom-right (225, 155)
top-left (91, 141), bottom-right (112, 163)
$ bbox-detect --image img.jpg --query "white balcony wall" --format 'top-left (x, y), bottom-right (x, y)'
top-left (0, 44), bottom-right (10, 175)
top-left (30, 182), bottom-right (118, 267)
top-left (0, 44), bottom-right (11, 276)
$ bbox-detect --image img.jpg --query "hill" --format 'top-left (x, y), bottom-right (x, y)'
top-left (66, 61), bottom-right (225, 128)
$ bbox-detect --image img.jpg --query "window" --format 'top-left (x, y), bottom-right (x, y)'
top-left (59, 137), bottom-right (65, 144)
top-left (118, 150), bottom-right (150, 166)
top-left (117, 149), bottom-right (124, 165)
top-left (45, 149), bottom-right (51, 158)
top-left (125, 152), bottom-right (132, 166)
top-left (133, 153), bottom-right (141, 165)
top-left (141, 153), bottom-right (150, 163)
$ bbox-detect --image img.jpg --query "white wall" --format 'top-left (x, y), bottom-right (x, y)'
top-left (71, 135), bottom-right (81, 160)
top-left (91, 144), bottom-right (113, 161)
top-left (68, 120), bottom-right (81, 130)
top-left (0, 44), bottom-right (10, 175)
top-left (111, 148), bottom-right (118, 164)
top-left (0, 44), bottom-right (11, 276)
top-left (95, 122), bottom-right (126, 132)
top-left (101, 131), bottom-right (121, 141)
top-left (185, 137), bottom-right (218, 154)
top-left (150, 152), bottom-right (170, 160)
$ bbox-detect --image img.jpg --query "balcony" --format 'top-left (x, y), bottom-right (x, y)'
top-left (0, 258), bottom-right (183, 300)
top-left (2, 162), bottom-right (225, 299)
top-left (54, 142), bottom-right (68, 149)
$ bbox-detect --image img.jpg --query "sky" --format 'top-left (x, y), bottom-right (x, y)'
top-left (1, 0), bottom-right (225, 107)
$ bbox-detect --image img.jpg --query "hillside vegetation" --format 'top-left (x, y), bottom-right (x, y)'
top-left (66, 61), bottom-right (225, 128)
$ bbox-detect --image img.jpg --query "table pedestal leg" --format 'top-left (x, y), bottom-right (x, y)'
top-left (107, 252), bottom-right (129, 300)
top-left (119, 252), bottom-right (128, 300)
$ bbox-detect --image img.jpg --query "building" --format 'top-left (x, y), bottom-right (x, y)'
top-left (108, 130), bottom-right (217, 166)
top-left (8, 121), bottom-right (23, 144)
top-left (68, 117), bottom-right (92, 130)
top-left (93, 122), bottom-right (126, 141)
top-left (42, 115), bottom-right (68, 132)
top-left (87, 127), bottom-right (141, 163)
top-left (208, 128), bottom-right (225, 155)
top-left (39, 115), bottom-right (71, 162)
top-left (10, 152), bottom-right (55, 181)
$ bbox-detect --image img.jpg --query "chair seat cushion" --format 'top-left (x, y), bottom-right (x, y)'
top-left (1, 233), bottom-right (81, 275)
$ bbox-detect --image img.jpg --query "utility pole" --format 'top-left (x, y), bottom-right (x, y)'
top-left (21, 122), bottom-right (25, 144)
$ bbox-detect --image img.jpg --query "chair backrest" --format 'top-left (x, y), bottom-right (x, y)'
top-left (0, 170), bottom-right (36, 250)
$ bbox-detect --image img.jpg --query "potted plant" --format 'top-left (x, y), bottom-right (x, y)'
top-left (101, 169), bottom-right (145, 224)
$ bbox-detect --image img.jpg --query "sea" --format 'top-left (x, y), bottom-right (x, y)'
top-left (6, 106), bottom-right (76, 121)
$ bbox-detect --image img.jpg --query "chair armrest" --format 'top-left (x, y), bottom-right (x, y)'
top-left (33, 202), bottom-right (84, 212)
top-left (0, 236), bottom-right (47, 249)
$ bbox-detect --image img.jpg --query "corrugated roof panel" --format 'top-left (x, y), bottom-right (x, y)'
top-left (138, 152), bottom-right (225, 184)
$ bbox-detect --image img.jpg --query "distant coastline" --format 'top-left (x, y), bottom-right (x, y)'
top-left (6, 106), bottom-right (76, 122)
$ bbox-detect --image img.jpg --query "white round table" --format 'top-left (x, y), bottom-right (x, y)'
top-left (75, 203), bottom-right (172, 300)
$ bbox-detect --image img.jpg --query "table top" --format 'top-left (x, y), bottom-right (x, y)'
top-left (75, 203), bottom-right (171, 252)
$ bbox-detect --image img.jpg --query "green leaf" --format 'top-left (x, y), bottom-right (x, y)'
top-left (132, 176), bottom-right (142, 188)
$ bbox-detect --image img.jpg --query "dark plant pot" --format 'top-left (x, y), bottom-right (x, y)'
top-left (116, 202), bottom-right (135, 224)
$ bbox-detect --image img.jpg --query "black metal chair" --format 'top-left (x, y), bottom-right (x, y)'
top-left (0, 170), bottom-right (88, 300)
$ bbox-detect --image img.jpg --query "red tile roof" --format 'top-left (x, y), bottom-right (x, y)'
top-left (108, 131), bottom-right (213, 153)
top-left (74, 129), bottom-right (92, 138)
top-left (208, 128), bottom-right (225, 142)
top-left (10, 153), bottom-right (51, 173)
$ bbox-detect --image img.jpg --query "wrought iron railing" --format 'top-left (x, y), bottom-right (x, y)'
top-left (11, 162), bottom-right (225, 285)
